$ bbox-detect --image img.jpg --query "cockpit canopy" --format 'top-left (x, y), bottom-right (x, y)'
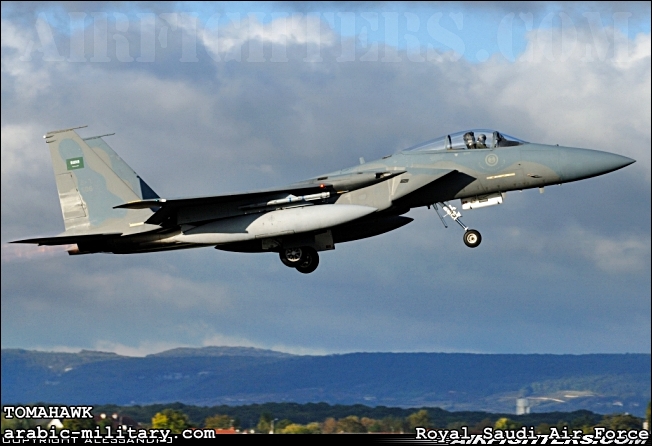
top-left (404, 129), bottom-right (527, 152)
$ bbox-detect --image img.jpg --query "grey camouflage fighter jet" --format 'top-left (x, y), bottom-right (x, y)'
top-left (12, 126), bottom-right (635, 274)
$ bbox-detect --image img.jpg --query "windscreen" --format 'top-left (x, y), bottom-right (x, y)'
top-left (404, 129), bottom-right (527, 152)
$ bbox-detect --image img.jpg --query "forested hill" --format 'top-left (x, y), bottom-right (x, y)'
top-left (2, 348), bottom-right (649, 416)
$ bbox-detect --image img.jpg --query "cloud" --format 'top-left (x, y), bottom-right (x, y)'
top-left (92, 340), bottom-right (191, 357)
top-left (577, 229), bottom-right (651, 273)
top-left (0, 123), bottom-right (51, 177)
top-left (200, 12), bottom-right (337, 61)
top-left (0, 18), bottom-right (52, 99)
top-left (24, 345), bottom-right (85, 354)
top-left (59, 267), bottom-right (231, 311)
top-left (490, 224), bottom-right (651, 274)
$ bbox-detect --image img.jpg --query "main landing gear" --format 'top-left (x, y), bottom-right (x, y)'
top-left (432, 202), bottom-right (482, 248)
top-left (279, 246), bottom-right (320, 274)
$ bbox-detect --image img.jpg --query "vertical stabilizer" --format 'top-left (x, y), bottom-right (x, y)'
top-left (44, 127), bottom-right (155, 233)
top-left (83, 134), bottom-right (159, 200)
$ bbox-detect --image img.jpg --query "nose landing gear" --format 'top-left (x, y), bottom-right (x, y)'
top-left (432, 202), bottom-right (482, 248)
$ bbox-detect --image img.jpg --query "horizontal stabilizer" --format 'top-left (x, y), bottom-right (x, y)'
top-left (11, 232), bottom-right (122, 246)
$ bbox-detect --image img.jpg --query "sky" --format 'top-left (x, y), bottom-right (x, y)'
top-left (1, 1), bottom-right (650, 358)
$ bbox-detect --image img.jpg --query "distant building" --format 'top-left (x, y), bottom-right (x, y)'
top-left (516, 398), bottom-right (531, 415)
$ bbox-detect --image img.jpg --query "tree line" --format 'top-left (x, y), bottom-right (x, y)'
top-left (147, 408), bottom-right (645, 434)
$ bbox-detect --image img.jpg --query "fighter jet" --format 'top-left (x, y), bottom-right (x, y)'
top-left (12, 126), bottom-right (635, 274)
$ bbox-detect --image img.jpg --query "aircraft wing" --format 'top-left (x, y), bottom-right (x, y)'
top-left (391, 169), bottom-right (478, 208)
top-left (115, 171), bottom-right (405, 227)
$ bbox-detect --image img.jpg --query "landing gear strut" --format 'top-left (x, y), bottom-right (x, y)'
top-left (432, 202), bottom-right (482, 248)
top-left (279, 246), bottom-right (320, 273)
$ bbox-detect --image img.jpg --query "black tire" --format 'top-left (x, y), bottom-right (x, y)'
top-left (279, 247), bottom-right (303, 267)
top-left (463, 229), bottom-right (482, 248)
top-left (296, 247), bottom-right (319, 274)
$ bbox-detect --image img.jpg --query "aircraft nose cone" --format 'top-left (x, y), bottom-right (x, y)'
top-left (558, 148), bottom-right (635, 183)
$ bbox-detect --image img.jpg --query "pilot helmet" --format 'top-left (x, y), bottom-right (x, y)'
top-left (463, 132), bottom-right (475, 142)
top-left (478, 134), bottom-right (486, 142)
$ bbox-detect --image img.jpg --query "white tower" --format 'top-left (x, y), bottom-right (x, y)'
top-left (516, 398), bottom-right (530, 415)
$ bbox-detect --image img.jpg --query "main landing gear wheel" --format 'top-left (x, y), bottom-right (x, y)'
top-left (279, 247), bottom-right (303, 267)
top-left (295, 247), bottom-right (319, 274)
top-left (279, 247), bottom-right (320, 273)
top-left (463, 229), bottom-right (482, 248)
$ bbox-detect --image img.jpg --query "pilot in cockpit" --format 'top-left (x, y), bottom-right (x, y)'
top-left (476, 134), bottom-right (487, 148)
top-left (463, 132), bottom-right (476, 149)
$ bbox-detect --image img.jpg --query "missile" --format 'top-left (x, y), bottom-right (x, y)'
top-left (239, 192), bottom-right (330, 210)
top-left (174, 204), bottom-right (377, 245)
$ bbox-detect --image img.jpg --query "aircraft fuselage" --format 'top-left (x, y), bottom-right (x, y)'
top-left (95, 142), bottom-right (632, 256)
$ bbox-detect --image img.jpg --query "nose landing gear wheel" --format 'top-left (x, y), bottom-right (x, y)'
top-left (463, 229), bottom-right (481, 248)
